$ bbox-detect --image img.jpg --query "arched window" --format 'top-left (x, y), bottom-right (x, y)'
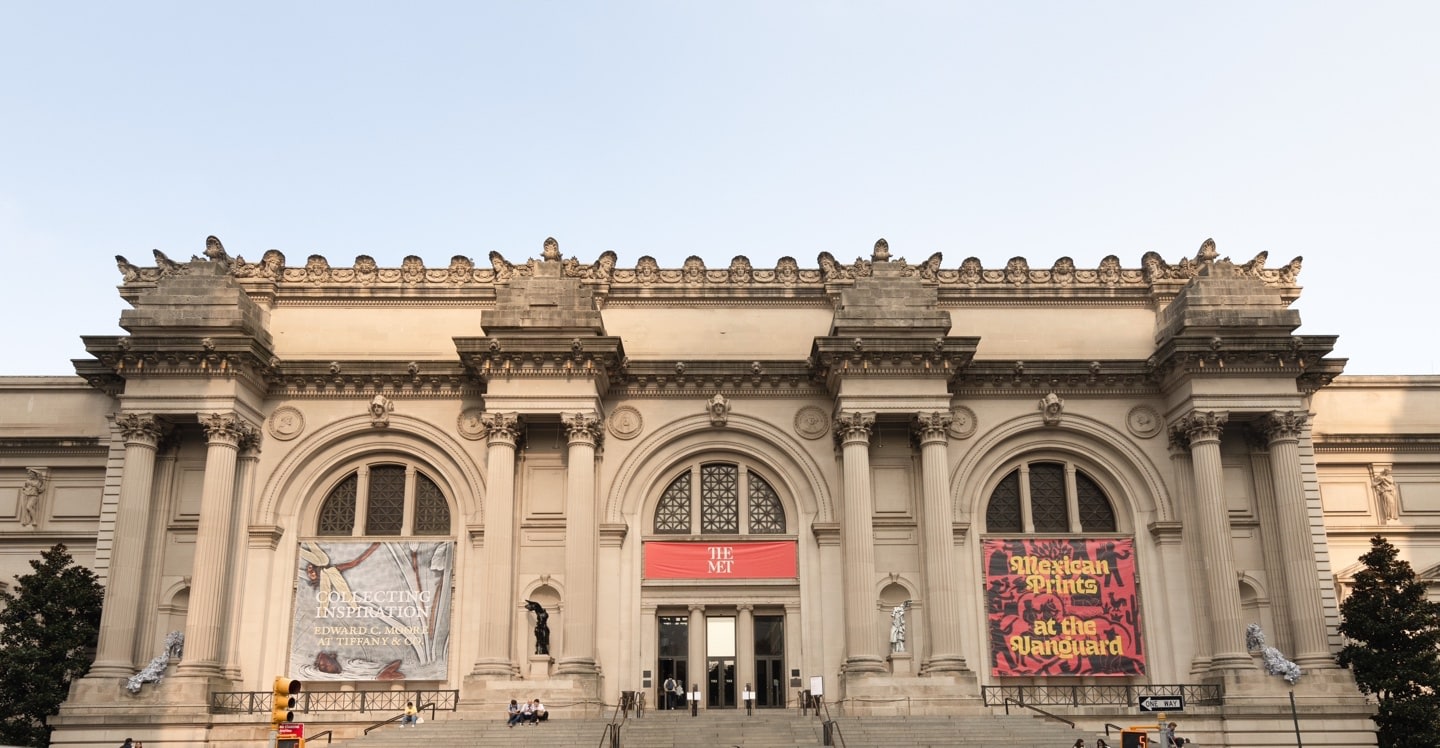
top-left (654, 461), bottom-right (787, 535)
top-left (316, 461), bottom-right (452, 537)
top-left (985, 459), bottom-right (1117, 534)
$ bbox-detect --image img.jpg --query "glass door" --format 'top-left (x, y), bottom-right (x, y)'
top-left (754, 615), bottom-right (785, 708)
top-left (657, 616), bottom-right (688, 710)
top-left (706, 616), bottom-right (736, 708)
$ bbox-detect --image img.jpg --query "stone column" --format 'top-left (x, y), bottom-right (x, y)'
top-left (913, 412), bottom-right (968, 673)
top-left (688, 604), bottom-right (707, 705)
top-left (1176, 410), bottom-right (1250, 670)
top-left (473, 413), bottom-right (523, 676)
top-left (556, 411), bottom-right (602, 675)
top-left (1169, 432), bottom-right (1212, 675)
top-left (89, 413), bottom-right (167, 678)
top-left (736, 604), bottom-right (755, 703)
top-left (835, 411), bottom-right (885, 673)
top-left (1260, 410), bottom-right (1334, 669)
top-left (222, 432), bottom-right (262, 680)
top-left (176, 412), bottom-right (254, 679)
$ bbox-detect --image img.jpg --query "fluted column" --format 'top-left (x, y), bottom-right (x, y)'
top-left (913, 412), bottom-right (968, 673)
top-left (835, 411), bottom-right (885, 673)
top-left (473, 413), bottom-right (523, 676)
top-left (736, 604), bottom-right (755, 702)
top-left (1176, 410), bottom-right (1250, 669)
top-left (1169, 432), bottom-right (1212, 675)
top-left (688, 604), bottom-right (707, 704)
top-left (557, 411), bottom-right (602, 675)
top-left (222, 431), bottom-right (262, 680)
top-left (89, 413), bottom-right (167, 678)
top-left (1260, 410), bottom-right (1334, 668)
top-left (177, 412), bottom-right (255, 679)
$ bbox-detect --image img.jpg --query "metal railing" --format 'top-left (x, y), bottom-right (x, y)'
top-left (981, 683), bottom-right (1222, 708)
top-left (363, 701), bottom-right (439, 735)
top-left (210, 689), bottom-right (459, 714)
top-left (1002, 697), bottom-right (1075, 728)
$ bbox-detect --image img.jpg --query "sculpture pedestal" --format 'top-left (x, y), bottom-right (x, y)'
top-left (528, 654), bottom-right (553, 679)
top-left (888, 651), bottom-right (914, 676)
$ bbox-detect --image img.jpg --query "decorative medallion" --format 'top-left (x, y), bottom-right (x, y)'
top-left (1126, 405), bottom-right (1162, 438)
top-left (457, 408), bottom-right (487, 441)
top-left (794, 406), bottom-right (830, 440)
top-left (947, 406), bottom-right (977, 439)
top-left (267, 406), bottom-right (305, 441)
top-left (607, 406), bottom-right (644, 440)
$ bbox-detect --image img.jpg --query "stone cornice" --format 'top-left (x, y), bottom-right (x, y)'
top-left (76, 334), bottom-right (277, 396)
top-left (950, 359), bottom-right (1158, 396)
top-left (1147, 335), bottom-right (1341, 389)
top-left (809, 336), bottom-right (979, 392)
top-left (455, 335), bottom-right (626, 388)
top-left (0, 437), bottom-right (106, 457)
top-left (1312, 434), bottom-right (1440, 454)
top-left (266, 359), bottom-right (478, 398)
top-left (616, 360), bottom-right (821, 398)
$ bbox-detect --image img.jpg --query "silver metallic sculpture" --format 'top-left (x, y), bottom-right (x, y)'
top-left (126, 631), bottom-right (185, 694)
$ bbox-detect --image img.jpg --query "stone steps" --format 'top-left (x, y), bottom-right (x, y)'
top-left (336, 711), bottom-right (1097, 747)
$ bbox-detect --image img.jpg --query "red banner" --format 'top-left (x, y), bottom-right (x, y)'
top-left (983, 538), bottom-right (1144, 677)
top-left (644, 541), bottom-right (797, 579)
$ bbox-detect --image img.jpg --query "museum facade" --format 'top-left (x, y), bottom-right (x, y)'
top-left (3, 236), bottom-right (1432, 746)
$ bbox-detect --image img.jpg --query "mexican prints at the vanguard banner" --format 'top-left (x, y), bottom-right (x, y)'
top-left (290, 541), bottom-right (454, 681)
top-left (984, 537), bottom-right (1144, 676)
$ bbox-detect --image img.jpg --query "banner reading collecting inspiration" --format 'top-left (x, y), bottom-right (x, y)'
top-left (289, 541), bottom-right (453, 681)
top-left (983, 538), bottom-right (1144, 676)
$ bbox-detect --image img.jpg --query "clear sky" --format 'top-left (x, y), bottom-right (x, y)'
top-left (1, 2), bottom-right (1435, 375)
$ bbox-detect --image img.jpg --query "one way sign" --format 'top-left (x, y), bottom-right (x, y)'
top-left (1138, 694), bottom-right (1185, 712)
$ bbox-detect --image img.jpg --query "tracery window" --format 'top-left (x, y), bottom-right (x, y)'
top-left (653, 461), bottom-right (787, 535)
top-left (984, 459), bottom-right (1117, 534)
top-left (316, 461), bottom-right (452, 537)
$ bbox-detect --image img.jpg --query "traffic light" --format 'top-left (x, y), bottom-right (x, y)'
top-left (271, 677), bottom-right (301, 727)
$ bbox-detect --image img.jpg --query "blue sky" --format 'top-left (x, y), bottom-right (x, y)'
top-left (2, 2), bottom-right (1435, 374)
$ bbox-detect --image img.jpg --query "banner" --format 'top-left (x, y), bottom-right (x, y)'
top-left (644, 540), bottom-right (797, 579)
top-left (983, 538), bottom-right (1144, 676)
top-left (289, 540), bottom-right (453, 681)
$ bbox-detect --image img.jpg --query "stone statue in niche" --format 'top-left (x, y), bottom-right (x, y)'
top-left (890, 600), bottom-right (911, 653)
top-left (525, 600), bottom-right (551, 655)
top-left (1373, 467), bottom-right (1398, 523)
top-left (19, 468), bottom-right (46, 528)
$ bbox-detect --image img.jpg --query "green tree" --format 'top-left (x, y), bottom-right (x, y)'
top-left (0, 543), bottom-right (104, 748)
top-left (1338, 534), bottom-right (1440, 747)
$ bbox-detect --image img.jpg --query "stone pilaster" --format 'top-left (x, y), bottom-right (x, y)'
top-left (556, 411), bottom-right (602, 675)
top-left (1260, 410), bottom-right (1334, 669)
top-left (835, 411), bottom-right (885, 673)
top-left (222, 431), bottom-right (261, 681)
top-left (473, 412), bottom-right (523, 677)
top-left (1168, 431), bottom-right (1212, 676)
top-left (688, 604), bottom-right (707, 702)
top-left (913, 412), bottom-right (968, 673)
top-left (89, 413), bottom-right (166, 678)
top-left (176, 412), bottom-right (254, 680)
top-left (1176, 410), bottom-right (1250, 670)
top-left (736, 604), bottom-right (755, 700)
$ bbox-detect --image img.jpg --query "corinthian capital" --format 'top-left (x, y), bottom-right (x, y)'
top-left (1259, 410), bottom-right (1309, 444)
top-left (833, 411), bottom-right (876, 447)
top-left (1173, 410), bottom-right (1228, 446)
top-left (563, 411), bottom-right (604, 448)
top-left (198, 412), bottom-right (257, 446)
top-left (115, 413), bottom-right (167, 446)
top-left (911, 411), bottom-right (952, 446)
top-left (481, 412), bottom-right (524, 446)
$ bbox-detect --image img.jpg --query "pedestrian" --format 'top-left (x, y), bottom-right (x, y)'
top-left (1161, 721), bottom-right (1184, 746)
top-left (663, 675), bottom-right (678, 710)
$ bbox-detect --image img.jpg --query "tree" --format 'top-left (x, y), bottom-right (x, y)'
top-left (1337, 534), bottom-right (1440, 747)
top-left (0, 543), bottom-right (104, 748)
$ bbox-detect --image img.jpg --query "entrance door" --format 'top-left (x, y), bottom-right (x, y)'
top-left (707, 616), bottom-right (736, 708)
top-left (657, 616), bottom-right (688, 710)
top-left (754, 615), bottom-right (785, 708)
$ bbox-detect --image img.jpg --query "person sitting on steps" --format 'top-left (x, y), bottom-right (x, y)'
top-left (529, 699), bottom-right (547, 724)
top-left (506, 699), bottom-right (523, 727)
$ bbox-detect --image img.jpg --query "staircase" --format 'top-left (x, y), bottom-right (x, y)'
top-left (336, 709), bottom-right (1095, 747)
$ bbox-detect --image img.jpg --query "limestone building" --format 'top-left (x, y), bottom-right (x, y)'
top-left (2, 235), bottom-right (1432, 746)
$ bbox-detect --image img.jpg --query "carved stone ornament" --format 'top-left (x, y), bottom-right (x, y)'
top-left (947, 406), bottom-right (978, 439)
top-left (457, 407), bottom-right (487, 441)
top-left (1259, 410), bottom-right (1309, 443)
top-left (833, 411), bottom-right (876, 447)
top-left (369, 395), bottom-right (395, 428)
top-left (115, 413), bottom-right (166, 445)
top-left (267, 406), bottom-right (305, 441)
top-left (607, 406), bottom-right (644, 440)
top-left (912, 411), bottom-right (953, 444)
top-left (1173, 410), bottom-right (1228, 446)
top-left (198, 412), bottom-right (257, 445)
top-left (481, 412), bottom-right (523, 445)
top-left (1125, 405), bottom-right (1162, 439)
top-left (563, 412), bottom-right (604, 448)
top-left (793, 406), bottom-right (830, 440)
top-left (1372, 464), bottom-right (1398, 523)
top-left (18, 467), bottom-right (47, 528)
top-left (1038, 392), bottom-right (1065, 426)
top-left (707, 393), bottom-right (732, 427)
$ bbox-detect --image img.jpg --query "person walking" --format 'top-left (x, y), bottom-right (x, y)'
top-left (662, 676), bottom-right (678, 710)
